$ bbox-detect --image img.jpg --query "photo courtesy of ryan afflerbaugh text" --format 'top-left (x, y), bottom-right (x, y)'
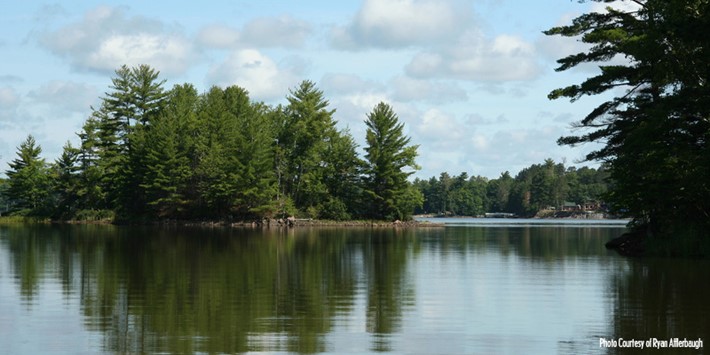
top-left (600, 337), bottom-right (703, 350)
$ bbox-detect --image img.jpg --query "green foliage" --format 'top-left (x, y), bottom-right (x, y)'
top-left (192, 85), bottom-right (278, 218)
top-left (319, 197), bottom-right (352, 221)
top-left (280, 80), bottom-right (338, 211)
top-left (414, 160), bottom-right (610, 217)
top-left (0, 178), bottom-right (8, 216)
top-left (140, 84), bottom-right (199, 218)
top-left (546, 0), bottom-right (710, 247)
top-left (3, 66), bottom-right (422, 222)
top-left (77, 114), bottom-right (107, 210)
top-left (50, 141), bottom-right (80, 219)
top-left (3, 135), bottom-right (52, 215)
top-left (74, 209), bottom-right (115, 222)
top-left (415, 172), bottom-right (488, 216)
top-left (363, 102), bottom-right (420, 220)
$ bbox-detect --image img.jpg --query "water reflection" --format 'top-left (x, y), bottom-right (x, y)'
top-left (608, 258), bottom-right (710, 354)
top-left (0, 225), bottom-right (419, 353)
top-left (1, 224), bottom-right (708, 353)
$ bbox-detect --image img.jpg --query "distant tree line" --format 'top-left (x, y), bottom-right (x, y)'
top-left (413, 159), bottom-right (609, 217)
top-left (1, 65), bottom-right (421, 222)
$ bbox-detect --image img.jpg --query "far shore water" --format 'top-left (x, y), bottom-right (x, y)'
top-left (2, 214), bottom-right (629, 228)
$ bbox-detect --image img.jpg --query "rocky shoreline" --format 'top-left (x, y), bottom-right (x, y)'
top-left (41, 217), bottom-right (445, 228)
top-left (178, 218), bottom-right (445, 228)
top-left (605, 231), bottom-right (645, 257)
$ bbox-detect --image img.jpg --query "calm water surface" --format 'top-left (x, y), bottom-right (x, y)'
top-left (0, 220), bottom-right (708, 354)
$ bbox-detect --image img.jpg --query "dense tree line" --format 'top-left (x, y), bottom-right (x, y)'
top-left (413, 159), bottom-right (609, 217)
top-left (2, 65), bottom-right (421, 221)
top-left (545, 0), bottom-right (710, 254)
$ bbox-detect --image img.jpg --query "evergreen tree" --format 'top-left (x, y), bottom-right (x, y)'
top-left (99, 64), bottom-right (168, 217)
top-left (193, 85), bottom-right (275, 218)
top-left (76, 115), bottom-right (107, 210)
top-left (320, 130), bottom-right (363, 220)
top-left (0, 178), bottom-right (8, 216)
top-left (194, 86), bottom-right (242, 217)
top-left (3, 135), bottom-right (52, 214)
top-left (281, 80), bottom-right (337, 214)
top-left (51, 141), bottom-right (80, 219)
top-left (486, 172), bottom-right (513, 212)
top-left (234, 102), bottom-right (278, 218)
top-left (141, 85), bottom-right (198, 218)
top-left (545, 0), bottom-right (710, 247)
top-left (362, 102), bottom-right (421, 220)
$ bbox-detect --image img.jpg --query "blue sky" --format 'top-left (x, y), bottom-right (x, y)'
top-left (0, 0), bottom-right (631, 179)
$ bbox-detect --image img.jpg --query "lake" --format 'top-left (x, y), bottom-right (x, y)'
top-left (0, 220), bottom-right (708, 354)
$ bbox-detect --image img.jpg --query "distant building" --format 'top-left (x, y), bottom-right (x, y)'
top-left (560, 201), bottom-right (602, 212)
top-left (484, 212), bottom-right (516, 218)
top-left (561, 202), bottom-right (579, 211)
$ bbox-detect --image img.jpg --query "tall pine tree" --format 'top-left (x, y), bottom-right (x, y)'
top-left (546, 0), bottom-right (710, 252)
top-left (362, 103), bottom-right (421, 220)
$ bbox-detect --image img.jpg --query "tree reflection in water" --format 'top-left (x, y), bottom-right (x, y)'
top-left (608, 258), bottom-right (710, 355)
top-left (0, 225), bottom-right (416, 354)
top-left (3, 223), bottom-right (709, 354)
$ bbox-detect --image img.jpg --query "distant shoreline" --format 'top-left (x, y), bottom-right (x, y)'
top-left (0, 216), bottom-right (445, 228)
top-left (413, 213), bottom-right (626, 220)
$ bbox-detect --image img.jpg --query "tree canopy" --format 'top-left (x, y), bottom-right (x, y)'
top-left (413, 161), bottom-right (609, 217)
top-left (363, 102), bottom-right (422, 220)
top-left (1, 66), bottom-right (420, 222)
top-left (4, 135), bottom-right (51, 215)
top-left (545, 0), bottom-right (710, 254)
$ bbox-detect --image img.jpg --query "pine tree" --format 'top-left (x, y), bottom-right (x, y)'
top-left (281, 80), bottom-right (337, 214)
top-left (142, 84), bottom-right (198, 218)
top-left (320, 130), bottom-right (363, 220)
top-left (76, 115), bottom-right (107, 210)
top-left (362, 103), bottom-right (421, 220)
top-left (545, 0), bottom-right (710, 246)
top-left (98, 64), bottom-right (168, 217)
top-left (4, 135), bottom-right (52, 215)
top-left (51, 141), bottom-right (80, 219)
top-left (232, 101), bottom-right (278, 218)
top-left (194, 86), bottom-right (245, 217)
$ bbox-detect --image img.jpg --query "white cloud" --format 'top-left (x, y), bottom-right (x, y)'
top-left (207, 49), bottom-right (301, 102)
top-left (38, 5), bottom-right (196, 74)
top-left (330, 91), bottom-right (393, 136)
top-left (322, 73), bottom-right (468, 105)
top-left (466, 113), bottom-right (509, 126)
top-left (320, 73), bottom-right (383, 95)
top-left (414, 109), bottom-right (466, 147)
top-left (243, 16), bottom-right (312, 48)
top-left (402, 106), bottom-right (589, 179)
top-left (462, 126), bottom-right (571, 176)
top-left (198, 24), bottom-right (241, 49)
top-left (591, 1), bottom-right (642, 14)
top-left (28, 81), bottom-right (98, 114)
top-left (390, 76), bottom-right (467, 104)
top-left (0, 87), bottom-right (19, 109)
top-left (88, 34), bottom-right (192, 74)
top-left (344, 92), bottom-right (391, 119)
top-left (407, 32), bottom-right (541, 82)
top-left (332, 0), bottom-right (471, 49)
top-left (198, 15), bottom-right (312, 49)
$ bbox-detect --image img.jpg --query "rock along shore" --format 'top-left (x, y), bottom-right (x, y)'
top-left (181, 218), bottom-right (445, 228)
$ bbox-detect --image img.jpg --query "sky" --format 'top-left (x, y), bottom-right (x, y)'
top-left (0, 0), bottom-right (630, 180)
